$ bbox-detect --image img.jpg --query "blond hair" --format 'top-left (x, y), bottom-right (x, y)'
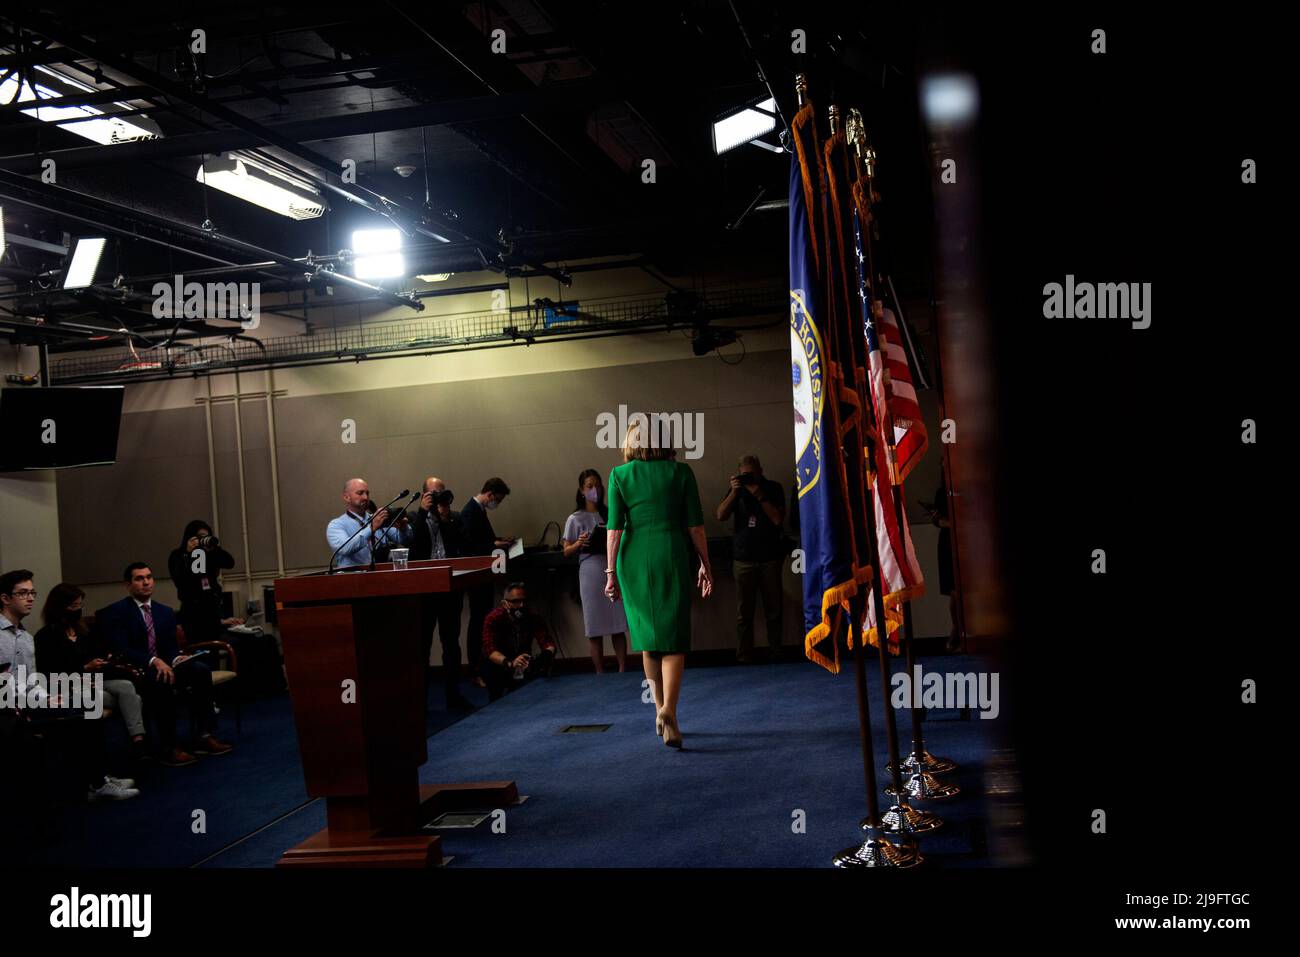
top-left (622, 414), bottom-right (675, 462)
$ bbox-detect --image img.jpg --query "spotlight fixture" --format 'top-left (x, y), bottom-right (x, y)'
top-left (0, 64), bottom-right (162, 146)
top-left (198, 153), bottom-right (326, 220)
top-left (692, 326), bottom-right (738, 356)
top-left (351, 228), bottom-right (405, 280)
top-left (62, 237), bottom-right (107, 289)
top-left (712, 96), bottom-right (778, 155)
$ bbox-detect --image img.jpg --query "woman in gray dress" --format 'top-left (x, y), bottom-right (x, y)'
top-left (562, 469), bottom-right (629, 672)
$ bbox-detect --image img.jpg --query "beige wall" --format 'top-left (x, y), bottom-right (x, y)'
top-left (0, 345), bottom-right (62, 599)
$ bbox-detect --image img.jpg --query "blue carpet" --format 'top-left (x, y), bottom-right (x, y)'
top-left (203, 657), bottom-right (1000, 868)
top-left (32, 694), bottom-right (309, 868)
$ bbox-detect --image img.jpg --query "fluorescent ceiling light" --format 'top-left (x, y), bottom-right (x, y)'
top-left (0, 67), bottom-right (162, 145)
top-left (0, 206), bottom-right (6, 263)
top-left (198, 152), bottom-right (326, 220)
top-left (352, 228), bottom-right (404, 280)
top-left (712, 96), bottom-right (777, 155)
top-left (415, 273), bottom-right (453, 282)
top-left (63, 237), bottom-right (107, 289)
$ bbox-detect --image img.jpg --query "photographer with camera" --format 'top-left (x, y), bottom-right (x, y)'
top-left (410, 476), bottom-right (473, 711)
top-left (169, 520), bottom-right (238, 645)
top-left (168, 519), bottom-right (283, 696)
top-left (716, 455), bottom-right (787, 663)
top-left (481, 583), bottom-right (555, 702)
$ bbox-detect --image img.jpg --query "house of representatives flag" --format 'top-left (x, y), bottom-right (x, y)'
top-left (790, 100), bottom-right (858, 673)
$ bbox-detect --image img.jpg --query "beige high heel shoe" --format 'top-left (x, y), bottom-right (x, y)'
top-left (660, 710), bottom-right (682, 749)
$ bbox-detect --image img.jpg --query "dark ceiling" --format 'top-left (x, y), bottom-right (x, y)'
top-left (0, 1), bottom-right (938, 354)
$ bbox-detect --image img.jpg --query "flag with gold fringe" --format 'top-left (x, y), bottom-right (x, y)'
top-left (848, 123), bottom-right (926, 653)
top-left (790, 94), bottom-right (861, 673)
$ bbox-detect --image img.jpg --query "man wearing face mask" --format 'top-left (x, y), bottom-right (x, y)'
top-left (481, 583), bottom-right (555, 701)
top-left (410, 476), bottom-right (472, 711)
top-left (460, 477), bottom-right (515, 686)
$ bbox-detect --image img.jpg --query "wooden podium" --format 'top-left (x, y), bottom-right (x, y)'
top-left (273, 557), bottom-right (518, 867)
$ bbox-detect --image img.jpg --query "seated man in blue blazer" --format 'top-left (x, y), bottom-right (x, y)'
top-left (98, 562), bottom-right (234, 767)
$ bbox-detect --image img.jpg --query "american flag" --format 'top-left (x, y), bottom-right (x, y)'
top-left (853, 204), bottom-right (926, 652)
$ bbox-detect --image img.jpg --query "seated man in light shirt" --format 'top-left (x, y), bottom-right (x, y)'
top-left (326, 477), bottom-right (411, 568)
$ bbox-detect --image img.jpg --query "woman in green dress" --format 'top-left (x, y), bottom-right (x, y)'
top-left (604, 418), bottom-right (713, 748)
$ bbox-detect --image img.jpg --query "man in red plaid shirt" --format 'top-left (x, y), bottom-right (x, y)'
top-left (481, 583), bottom-right (556, 701)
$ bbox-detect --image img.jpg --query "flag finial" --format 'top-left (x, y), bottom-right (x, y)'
top-left (795, 73), bottom-right (808, 106)
top-left (828, 103), bottom-right (841, 134)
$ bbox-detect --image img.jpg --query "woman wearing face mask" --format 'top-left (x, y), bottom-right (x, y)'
top-left (34, 582), bottom-right (149, 760)
top-left (562, 469), bottom-right (629, 673)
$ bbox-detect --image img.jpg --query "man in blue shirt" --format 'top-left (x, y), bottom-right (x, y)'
top-left (327, 477), bottom-right (410, 568)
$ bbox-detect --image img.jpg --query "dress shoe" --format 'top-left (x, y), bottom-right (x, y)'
top-left (660, 710), bottom-right (682, 749)
top-left (159, 748), bottom-right (198, 767)
top-left (194, 735), bottom-right (234, 755)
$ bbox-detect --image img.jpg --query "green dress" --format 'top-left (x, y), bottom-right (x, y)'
top-left (607, 459), bottom-right (705, 653)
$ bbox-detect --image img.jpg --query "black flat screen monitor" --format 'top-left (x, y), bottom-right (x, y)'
top-left (0, 386), bottom-right (125, 471)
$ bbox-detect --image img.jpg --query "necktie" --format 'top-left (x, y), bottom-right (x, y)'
top-left (141, 604), bottom-right (157, 656)
top-left (429, 515), bottom-right (446, 560)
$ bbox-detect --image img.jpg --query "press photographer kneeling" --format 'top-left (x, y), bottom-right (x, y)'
top-left (481, 582), bottom-right (556, 701)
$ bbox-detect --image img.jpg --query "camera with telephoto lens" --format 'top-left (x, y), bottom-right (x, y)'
top-left (198, 534), bottom-right (220, 548)
top-left (430, 488), bottom-right (455, 507)
top-left (732, 472), bottom-right (759, 487)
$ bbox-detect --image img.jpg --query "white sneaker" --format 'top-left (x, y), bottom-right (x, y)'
top-left (88, 780), bottom-right (140, 802)
top-left (104, 775), bottom-right (136, 789)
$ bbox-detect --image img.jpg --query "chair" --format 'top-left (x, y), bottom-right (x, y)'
top-left (176, 625), bottom-right (242, 736)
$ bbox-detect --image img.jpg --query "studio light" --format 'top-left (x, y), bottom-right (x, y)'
top-left (198, 153), bottom-right (326, 220)
top-left (63, 237), bottom-right (107, 289)
top-left (0, 66), bottom-right (162, 146)
top-left (352, 229), bottom-right (404, 280)
top-left (712, 96), bottom-right (778, 155)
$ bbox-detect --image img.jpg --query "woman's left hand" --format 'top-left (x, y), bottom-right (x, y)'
top-left (697, 565), bottom-right (713, 598)
top-left (604, 574), bottom-right (620, 602)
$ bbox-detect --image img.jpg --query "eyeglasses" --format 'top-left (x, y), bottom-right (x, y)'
top-left (11, 589), bottom-right (37, 598)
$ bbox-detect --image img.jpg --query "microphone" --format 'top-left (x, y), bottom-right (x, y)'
top-left (327, 489), bottom-right (409, 574)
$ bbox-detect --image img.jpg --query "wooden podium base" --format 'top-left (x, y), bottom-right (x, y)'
top-left (276, 780), bottom-right (520, 868)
